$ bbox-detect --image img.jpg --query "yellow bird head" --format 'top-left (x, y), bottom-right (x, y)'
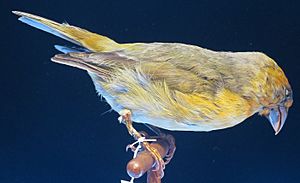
top-left (255, 54), bottom-right (293, 135)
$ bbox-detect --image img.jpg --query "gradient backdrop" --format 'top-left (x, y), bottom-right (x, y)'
top-left (1, 0), bottom-right (299, 182)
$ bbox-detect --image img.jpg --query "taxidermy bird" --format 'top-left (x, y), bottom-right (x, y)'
top-left (13, 11), bottom-right (293, 177)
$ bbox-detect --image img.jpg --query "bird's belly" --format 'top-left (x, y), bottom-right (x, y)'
top-left (89, 73), bottom-right (252, 132)
top-left (96, 88), bottom-right (246, 132)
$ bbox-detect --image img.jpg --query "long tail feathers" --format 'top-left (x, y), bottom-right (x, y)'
top-left (12, 11), bottom-right (120, 52)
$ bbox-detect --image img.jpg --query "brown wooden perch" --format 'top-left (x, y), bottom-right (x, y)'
top-left (126, 138), bottom-right (172, 183)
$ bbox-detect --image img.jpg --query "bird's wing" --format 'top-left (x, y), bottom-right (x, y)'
top-left (120, 43), bottom-right (256, 95)
top-left (52, 43), bottom-right (226, 95)
top-left (120, 43), bottom-right (227, 94)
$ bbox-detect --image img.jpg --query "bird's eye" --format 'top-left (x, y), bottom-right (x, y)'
top-left (282, 88), bottom-right (293, 108)
top-left (285, 88), bottom-right (292, 99)
top-left (285, 89), bottom-right (289, 96)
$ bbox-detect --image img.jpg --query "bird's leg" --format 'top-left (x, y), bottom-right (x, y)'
top-left (118, 109), bottom-right (141, 139)
top-left (118, 109), bottom-right (166, 178)
top-left (144, 124), bottom-right (176, 165)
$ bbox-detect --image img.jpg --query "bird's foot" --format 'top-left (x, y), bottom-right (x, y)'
top-left (142, 133), bottom-right (175, 168)
top-left (125, 131), bottom-right (150, 153)
top-left (118, 109), bottom-right (166, 178)
top-left (144, 125), bottom-right (176, 165)
top-left (161, 134), bottom-right (176, 165)
top-left (143, 141), bottom-right (166, 178)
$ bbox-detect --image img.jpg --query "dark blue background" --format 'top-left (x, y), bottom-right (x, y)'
top-left (1, 0), bottom-right (299, 182)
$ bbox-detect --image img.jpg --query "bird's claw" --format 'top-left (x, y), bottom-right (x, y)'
top-left (163, 134), bottom-right (176, 165)
top-left (126, 144), bottom-right (137, 152)
top-left (125, 131), bottom-right (150, 152)
top-left (144, 133), bottom-right (176, 165)
top-left (150, 146), bottom-right (165, 178)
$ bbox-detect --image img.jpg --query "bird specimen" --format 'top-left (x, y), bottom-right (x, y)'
top-left (13, 11), bottom-right (293, 179)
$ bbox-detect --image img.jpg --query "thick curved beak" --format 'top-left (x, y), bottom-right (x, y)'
top-left (266, 106), bottom-right (288, 135)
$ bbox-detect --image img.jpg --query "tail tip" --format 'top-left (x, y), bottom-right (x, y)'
top-left (12, 11), bottom-right (30, 18)
top-left (12, 10), bottom-right (22, 16)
